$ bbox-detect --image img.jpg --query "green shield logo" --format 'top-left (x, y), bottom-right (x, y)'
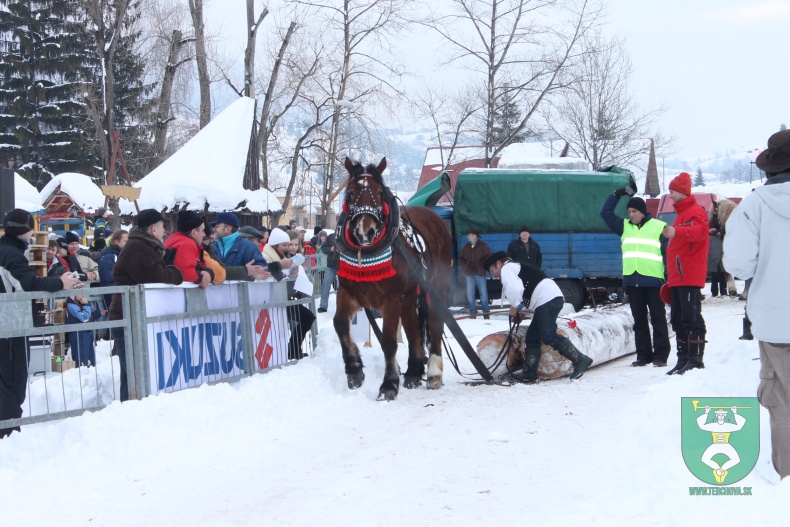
top-left (681, 397), bottom-right (759, 485)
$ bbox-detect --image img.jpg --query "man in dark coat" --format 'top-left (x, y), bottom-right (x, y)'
top-left (601, 190), bottom-right (671, 367)
top-left (507, 225), bottom-right (542, 268)
top-left (459, 229), bottom-right (492, 318)
top-left (1, 209), bottom-right (79, 438)
top-left (663, 172), bottom-right (710, 375)
top-left (109, 209), bottom-right (183, 401)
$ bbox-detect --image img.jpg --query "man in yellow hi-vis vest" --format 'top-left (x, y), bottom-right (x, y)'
top-left (601, 187), bottom-right (671, 367)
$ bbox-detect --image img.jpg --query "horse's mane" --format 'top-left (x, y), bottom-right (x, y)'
top-left (717, 199), bottom-right (739, 228)
top-left (348, 161), bottom-right (384, 185)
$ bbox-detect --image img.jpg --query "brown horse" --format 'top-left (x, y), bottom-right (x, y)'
top-left (333, 157), bottom-right (453, 400)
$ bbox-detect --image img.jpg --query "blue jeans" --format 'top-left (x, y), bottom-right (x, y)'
top-left (466, 275), bottom-right (489, 315)
top-left (320, 267), bottom-right (338, 310)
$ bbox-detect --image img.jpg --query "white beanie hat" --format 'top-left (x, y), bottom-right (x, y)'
top-left (268, 228), bottom-right (290, 246)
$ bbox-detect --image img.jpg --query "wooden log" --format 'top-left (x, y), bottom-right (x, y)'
top-left (476, 304), bottom-right (636, 379)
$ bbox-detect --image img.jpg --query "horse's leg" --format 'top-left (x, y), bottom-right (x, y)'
top-left (400, 293), bottom-right (425, 389)
top-left (378, 301), bottom-right (402, 401)
top-left (333, 291), bottom-right (365, 389)
top-left (425, 298), bottom-right (445, 389)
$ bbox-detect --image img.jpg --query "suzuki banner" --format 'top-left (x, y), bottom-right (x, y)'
top-left (144, 282), bottom-right (289, 395)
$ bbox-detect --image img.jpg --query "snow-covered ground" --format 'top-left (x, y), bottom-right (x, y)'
top-left (0, 283), bottom-right (786, 526)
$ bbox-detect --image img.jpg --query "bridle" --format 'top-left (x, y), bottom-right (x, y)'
top-left (347, 173), bottom-right (385, 240)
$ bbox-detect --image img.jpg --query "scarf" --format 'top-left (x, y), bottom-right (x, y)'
top-left (216, 231), bottom-right (240, 259)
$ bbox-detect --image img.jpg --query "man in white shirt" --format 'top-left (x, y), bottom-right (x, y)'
top-left (484, 251), bottom-right (593, 383)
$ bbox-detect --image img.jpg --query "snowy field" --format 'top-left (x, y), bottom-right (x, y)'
top-left (0, 282), bottom-right (787, 527)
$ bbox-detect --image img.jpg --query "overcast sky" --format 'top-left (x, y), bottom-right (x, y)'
top-left (606, 0), bottom-right (789, 160)
top-left (206, 0), bottom-right (788, 161)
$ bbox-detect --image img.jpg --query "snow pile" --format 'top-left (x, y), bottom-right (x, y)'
top-left (1, 287), bottom-right (788, 526)
top-left (498, 141), bottom-right (591, 170)
top-left (39, 172), bottom-right (105, 214)
top-left (13, 173), bottom-right (43, 212)
top-left (121, 97), bottom-right (280, 215)
top-left (423, 145), bottom-right (487, 166)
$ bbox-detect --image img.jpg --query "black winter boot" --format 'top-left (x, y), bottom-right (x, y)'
top-left (666, 337), bottom-right (689, 375)
top-left (555, 339), bottom-right (593, 380)
top-left (676, 335), bottom-right (705, 375)
top-left (739, 316), bottom-right (754, 341)
top-left (512, 347), bottom-right (541, 384)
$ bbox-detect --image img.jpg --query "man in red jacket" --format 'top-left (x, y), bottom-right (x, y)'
top-left (663, 172), bottom-right (710, 375)
top-left (165, 210), bottom-right (215, 289)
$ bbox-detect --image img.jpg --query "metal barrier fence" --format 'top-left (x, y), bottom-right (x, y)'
top-left (0, 278), bottom-right (318, 433)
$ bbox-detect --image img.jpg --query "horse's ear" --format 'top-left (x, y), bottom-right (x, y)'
top-left (377, 157), bottom-right (387, 175)
top-left (344, 157), bottom-right (354, 173)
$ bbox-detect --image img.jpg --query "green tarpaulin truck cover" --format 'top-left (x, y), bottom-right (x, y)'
top-left (453, 166), bottom-right (635, 236)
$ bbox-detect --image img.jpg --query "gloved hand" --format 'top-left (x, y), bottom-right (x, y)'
top-left (613, 186), bottom-right (635, 198)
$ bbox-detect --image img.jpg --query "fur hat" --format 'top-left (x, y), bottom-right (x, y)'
top-left (755, 129), bottom-right (790, 174)
top-left (483, 250), bottom-right (509, 272)
top-left (669, 172), bottom-right (692, 196)
top-left (626, 197), bottom-right (648, 216)
top-left (268, 228), bottom-right (290, 246)
top-left (177, 210), bottom-right (204, 233)
top-left (65, 231), bottom-right (81, 245)
top-left (2, 208), bottom-right (35, 236)
top-left (136, 209), bottom-right (166, 231)
top-left (210, 212), bottom-right (240, 228)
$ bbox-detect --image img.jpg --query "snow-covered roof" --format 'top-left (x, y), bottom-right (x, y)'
top-left (498, 142), bottom-right (591, 170)
top-left (14, 173), bottom-right (44, 212)
top-left (39, 172), bottom-right (105, 214)
top-left (244, 188), bottom-right (282, 215)
top-left (122, 97), bottom-right (280, 214)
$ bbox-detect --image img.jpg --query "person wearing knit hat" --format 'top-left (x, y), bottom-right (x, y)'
top-left (669, 171), bottom-right (692, 197)
top-left (484, 251), bottom-right (593, 383)
top-left (261, 228), bottom-right (315, 360)
top-left (2, 208), bottom-right (35, 237)
top-left (723, 128), bottom-right (790, 479)
top-left (164, 210), bottom-right (220, 289)
top-left (506, 225), bottom-right (542, 269)
top-left (601, 184), bottom-right (670, 368)
top-left (267, 227), bottom-right (290, 247)
top-left (211, 212), bottom-right (266, 269)
top-left (56, 231), bottom-right (92, 281)
top-left (662, 172), bottom-right (709, 375)
top-left (1, 210), bottom-right (79, 438)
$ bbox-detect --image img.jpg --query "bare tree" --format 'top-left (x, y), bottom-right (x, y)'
top-left (426, 0), bottom-right (602, 167)
top-left (188, 0), bottom-right (211, 128)
top-left (412, 83), bottom-right (481, 169)
top-left (544, 33), bottom-right (671, 170)
top-left (292, 0), bottom-right (411, 224)
top-left (80, 0), bottom-right (131, 180)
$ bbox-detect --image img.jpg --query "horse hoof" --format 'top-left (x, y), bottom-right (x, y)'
top-left (347, 372), bottom-right (365, 389)
top-left (377, 390), bottom-right (398, 401)
top-left (403, 376), bottom-right (422, 389)
top-left (426, 376), bottom-right (443, 390)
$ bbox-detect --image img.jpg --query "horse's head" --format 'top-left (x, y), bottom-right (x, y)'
top-left (343, 157), bottom-right (391, 246)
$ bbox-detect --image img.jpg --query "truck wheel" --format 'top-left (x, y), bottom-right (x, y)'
top-left (555, 279), bottom-right (586, 312)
